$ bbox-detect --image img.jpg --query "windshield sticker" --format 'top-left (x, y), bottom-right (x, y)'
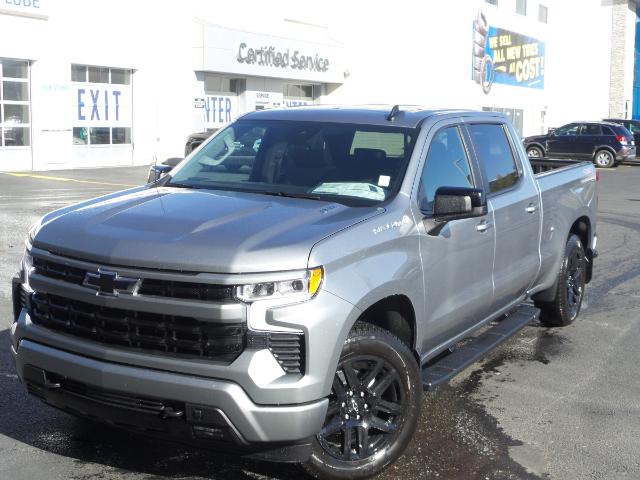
top-left (378, 175), bottom-right (391, 187)
top-left (312, 182), bottom-right (386, 201)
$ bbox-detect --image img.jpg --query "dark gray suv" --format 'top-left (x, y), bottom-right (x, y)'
top-left (523, 121), bottom-right (635, 168)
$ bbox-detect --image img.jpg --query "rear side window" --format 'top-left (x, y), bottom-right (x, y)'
top-left (582, 124), bottom-right (602, 135)
top-left (554, 124), bottom-right (580, 136)
top-left (419, 126), bottom-right (474, 211)
top-left (467, 123), bottom-right (519, 194)
top-left (350, 131), bottom-right (406, 157)
top-left (602, 126), bottom-right (614, 135)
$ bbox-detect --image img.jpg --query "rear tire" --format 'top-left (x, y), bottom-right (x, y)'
top-left (594, 149), bottom-right (615, 168)
top-left (535, 234), bottom-right (586, 327)
top-left (304, 322), bottom-right (421, 479)
top-left (527, 146), bottom-right (544, 158)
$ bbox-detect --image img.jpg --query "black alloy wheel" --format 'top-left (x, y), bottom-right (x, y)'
top-left (537, 234), bottom-right (586, 326)
top-left (565, 240), bottom-right (585, 320)
top-left (318, 355), bottom-right (406, 462)
top-left (305, 323), bottom-right (421, 479)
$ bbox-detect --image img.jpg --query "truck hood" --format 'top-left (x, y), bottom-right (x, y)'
top-left (34, 186), bottom-right (382, 273)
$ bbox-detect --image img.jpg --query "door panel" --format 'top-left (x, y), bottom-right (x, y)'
top-left (574, 124), bottom-right (601, 160)
top-left (546, 123), bottom-right (579, 158)
top-left (417, 123), bottom-right (495, 354)
top-left (466, 123), bottom-right (541, 312)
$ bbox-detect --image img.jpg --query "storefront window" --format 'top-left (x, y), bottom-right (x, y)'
top-left (284, 83), bottom-right (316, 107)
top-left (88, 66), bottom-right (109, 83)
top-left (71, 64), bottom-right (133, 146)
top-left (0, 58), bottom-right (30, 147)
top-left (538, 5), bottom-right (548, 23)
top-left (204, 74), bottom-right (237, 94)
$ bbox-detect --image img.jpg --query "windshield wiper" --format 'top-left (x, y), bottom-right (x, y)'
top-left (257, 191), bottom-right (324, 201)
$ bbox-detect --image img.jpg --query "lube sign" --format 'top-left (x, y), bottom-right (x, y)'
top-left (0, 0), bottom-right (48, 19)
top-left (237, 42), bottom-right (330, 73)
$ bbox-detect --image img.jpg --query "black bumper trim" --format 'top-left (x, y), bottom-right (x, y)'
top-left (23, 365), bottom-right (312, 463)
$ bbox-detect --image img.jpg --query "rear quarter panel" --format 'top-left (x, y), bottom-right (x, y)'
top-left (532, 163), bottom-right (597, 294)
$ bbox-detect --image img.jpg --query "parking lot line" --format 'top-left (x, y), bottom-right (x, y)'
top-left (2, 172), bottom-right (136, 188)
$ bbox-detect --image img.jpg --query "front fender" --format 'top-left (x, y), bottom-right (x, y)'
top-left (308, 208), bottom-right (424, 353)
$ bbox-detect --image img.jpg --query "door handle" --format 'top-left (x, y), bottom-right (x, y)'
top-left (525, 204), bottom-right (538, 214)
top-left (476, 221), bottom-right (493, 233)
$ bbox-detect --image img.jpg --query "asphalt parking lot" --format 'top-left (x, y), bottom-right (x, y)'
top-left (0, 164), bottom-right (639, 480)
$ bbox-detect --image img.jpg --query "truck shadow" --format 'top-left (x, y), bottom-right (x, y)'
top-left (0, 326), bottom-right (561, 480)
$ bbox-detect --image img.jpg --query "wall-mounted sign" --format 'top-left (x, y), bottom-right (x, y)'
top-left (203, 94), bottom-right (237, 127)
top-left (0, 0), bottom-right (48, 19)
top-left (74, 85), bottom-right (131, 126)
top-left (195, 24), bottom-right (346, 84)
top-left (237, 43), bottom-right (329, 73)
top-left (472, 11), bottom-right (545, 94)
top-left (194, 97), bottom-right (205, 108)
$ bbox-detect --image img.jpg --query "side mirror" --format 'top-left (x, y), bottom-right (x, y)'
top-left (432, 186), bottom-right (487, 220)
top-left (147, 164), bottom-right (173, 183)
top-left (548, 128), bottom-right (556, 135)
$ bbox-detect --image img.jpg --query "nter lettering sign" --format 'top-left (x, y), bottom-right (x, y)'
top-left (203, 95), bottom-right (237, 128)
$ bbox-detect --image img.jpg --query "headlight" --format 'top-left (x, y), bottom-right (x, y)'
top-left (235, 267), bottom-right (323, 303)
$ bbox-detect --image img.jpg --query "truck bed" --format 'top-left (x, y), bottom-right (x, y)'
top-left (529, 156), bottom-right (597, 296)
top-left (528, 157), bottom-right (587, 176)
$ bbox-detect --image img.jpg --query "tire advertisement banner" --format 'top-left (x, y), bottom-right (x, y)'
top-left (472, 11), bottom-right (545, 94)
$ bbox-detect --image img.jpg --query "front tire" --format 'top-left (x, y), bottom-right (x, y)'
top-left (304, 323), bottom-right (421, 479)
top-left (535, 234), bottom-right (586, 327)
top-left (594, 149), bottom-right (615, 168)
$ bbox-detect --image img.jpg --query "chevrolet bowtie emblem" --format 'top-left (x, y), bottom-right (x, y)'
top-left (83, 269), bottom-right (140, 297)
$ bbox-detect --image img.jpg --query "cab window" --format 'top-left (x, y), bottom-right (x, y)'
top-left (467, 123), bottom-right (519, 194)
top-left (419, 126), bottom-right (474, 212)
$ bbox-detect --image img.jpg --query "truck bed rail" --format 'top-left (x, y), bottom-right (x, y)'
top-left (529, 157), bottom-right (585, 175)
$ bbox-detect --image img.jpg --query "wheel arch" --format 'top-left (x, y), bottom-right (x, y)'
top-left (354, 294), bottom-right (418, 360)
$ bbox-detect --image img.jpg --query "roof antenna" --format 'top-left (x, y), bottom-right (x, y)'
top-left (386, 104), bottom-right (401, 121)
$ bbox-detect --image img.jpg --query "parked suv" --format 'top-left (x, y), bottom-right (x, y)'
top-left (603, 118), bottom-right (640, 163)
top-left (523, 121), bottom-right (635, 168)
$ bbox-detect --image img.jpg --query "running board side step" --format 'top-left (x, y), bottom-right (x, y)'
top-left (422, 305), bottom-right (540, 390)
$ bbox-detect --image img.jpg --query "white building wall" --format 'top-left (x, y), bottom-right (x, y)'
top-left (0, 0), bottom-right (635, 171)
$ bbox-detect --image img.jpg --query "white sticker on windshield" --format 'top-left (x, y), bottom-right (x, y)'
top-left (312, 182), bottom-right (386, 201)
top-left (378, 175), bottom-right (390, 187)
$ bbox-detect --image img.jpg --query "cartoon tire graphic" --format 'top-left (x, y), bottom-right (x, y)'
top-left (480, 54), bottom-right (494, 94)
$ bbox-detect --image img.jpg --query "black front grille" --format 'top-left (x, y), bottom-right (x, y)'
top-left (29, 293), bottom-right (245, 361)
top-left (33, 257), bottom-right (86, 285)
top-left (138, 279), bottom-right (235, 302)
top-left (32, 256), bottom-right (236, 302)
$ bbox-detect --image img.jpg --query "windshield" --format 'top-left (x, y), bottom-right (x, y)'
top-left (168, 120), bottom-right (417, 206)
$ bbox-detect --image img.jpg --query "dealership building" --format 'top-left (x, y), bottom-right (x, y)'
top-left (1, 0), bottom-right (638, 171)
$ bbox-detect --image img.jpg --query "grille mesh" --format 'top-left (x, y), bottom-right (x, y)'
top-left (30, 293), bottom-right (245, 361)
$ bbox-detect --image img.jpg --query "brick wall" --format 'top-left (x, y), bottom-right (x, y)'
top-left (609, 0), bottom-right (636, 118)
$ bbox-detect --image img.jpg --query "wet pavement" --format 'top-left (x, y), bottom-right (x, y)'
top-left (1, 165), bottom-right (639, 479)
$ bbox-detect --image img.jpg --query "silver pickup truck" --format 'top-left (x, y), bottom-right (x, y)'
top-left (10, 106), bottom-right (598, 479)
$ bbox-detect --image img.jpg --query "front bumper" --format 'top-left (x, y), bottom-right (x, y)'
top-left (11, 334), bottom-right (327, 461)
